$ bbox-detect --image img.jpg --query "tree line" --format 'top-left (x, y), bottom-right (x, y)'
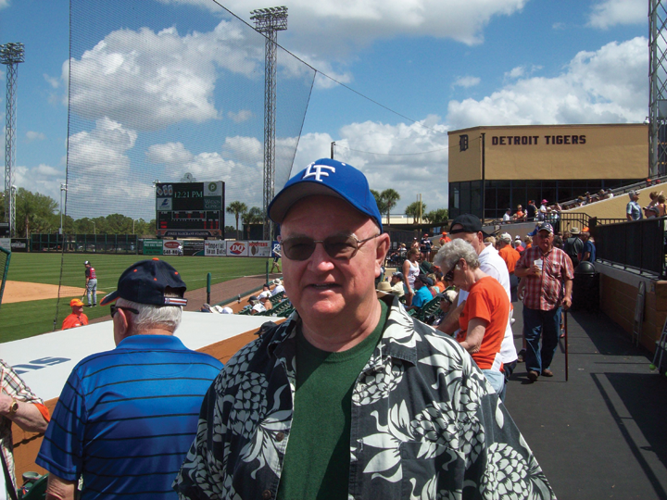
top-left (223, 189), bottom-right (449, 239)
top-left (371, 189), bottom-right (448, 225)
top-left (0, 187), bottom-right (449, 240)
top-left (0, 189), bottom-right (155, 237)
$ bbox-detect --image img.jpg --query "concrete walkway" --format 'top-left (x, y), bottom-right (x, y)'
top-left (505, 303), bottom-right (667, 499)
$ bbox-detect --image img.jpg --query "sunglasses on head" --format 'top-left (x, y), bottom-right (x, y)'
top-left (281, 233), bottom-right (380, 261)
top-left (110, 304), bottom-right (140, 318)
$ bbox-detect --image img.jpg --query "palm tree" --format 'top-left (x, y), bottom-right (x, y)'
top-left (371, 190), bottom-right (388, 215)
top-left (243, 207), bottom-right (264, 239)
top-left (226, 201), bottom-right (247, 240)
top-left (380, 189), bottom-right (400, 228)
top-left (405, 201), bottom-right (426, 224)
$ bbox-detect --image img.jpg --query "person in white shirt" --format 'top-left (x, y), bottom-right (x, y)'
top-left (248, 296), bottom-right (267, 314)
top-left (437, 214), bottom-right (518, 401)
top-left (502, 207), bottom-right (512, 222)
top-left (258, 284), bottom-right (272, 300)
top-left (271, 279), bottom-right (285, 296)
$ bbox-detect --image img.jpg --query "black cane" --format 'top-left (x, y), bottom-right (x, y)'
top-left (563, 311), bottom-right (569, 382)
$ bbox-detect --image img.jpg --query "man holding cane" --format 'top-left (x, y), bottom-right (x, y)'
top-left (515, 222), bottom-right (574, 383)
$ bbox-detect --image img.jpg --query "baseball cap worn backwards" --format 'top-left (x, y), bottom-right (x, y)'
top-left (267, 158), bottom-right (383, 231)
top-left (100, 258), bottom-right (187, 307)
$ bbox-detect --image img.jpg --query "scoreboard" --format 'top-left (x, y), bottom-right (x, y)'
top-left (156, 181), bottom-right (225, 238)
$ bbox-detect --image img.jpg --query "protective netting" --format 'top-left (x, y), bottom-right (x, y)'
top-left (0, 247), bottom-right (9, 310)
top-left (66, 0), bottom-right (315, 225)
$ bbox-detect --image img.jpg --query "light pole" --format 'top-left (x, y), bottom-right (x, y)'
top-left (10, 185), bottom-right (17, 236)
top-left (59, 183), bottom-right (67, 236)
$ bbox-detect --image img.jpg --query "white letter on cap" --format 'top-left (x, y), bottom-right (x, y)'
top-left (303, 163), bottom-right (336, 182)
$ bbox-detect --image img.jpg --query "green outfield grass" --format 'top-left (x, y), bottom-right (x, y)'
top-left (0, 252), bottom-right (270, 343)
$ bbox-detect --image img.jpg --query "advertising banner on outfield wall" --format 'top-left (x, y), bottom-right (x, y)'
top-left (183, 240), bottom-right (205, 256)
top-left (205, 240), bottom-right (226, 256)
top-left (143, 239), bottom-right (163, 255)
top-left (226, 241), bottom-right (248, 257)
top-left (0, 238), bottom-right (10, 251)
top-left (163, 240), bottom-right (184, 256)
top-left (10, 239), bottom-right (28, 252)
top-left (248, 240), bottom-right (271, 257)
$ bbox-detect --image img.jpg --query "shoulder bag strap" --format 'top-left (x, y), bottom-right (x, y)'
top-left (0, 449), bottom-right (19, 500)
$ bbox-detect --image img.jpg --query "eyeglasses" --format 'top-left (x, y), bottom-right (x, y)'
top-left (110, 304), bottom-right (140, 318)
top-left (281, 233), bottom-right (380, 261)
top-left (444, 260), bottom-right (460, 282)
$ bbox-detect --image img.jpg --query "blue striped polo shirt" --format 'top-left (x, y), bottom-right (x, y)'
top-left (36, 335), bottom-right (223, 499)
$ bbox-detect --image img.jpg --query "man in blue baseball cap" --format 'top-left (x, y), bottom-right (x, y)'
top-left (176, 159), bottom-right (555, 499)
top-left (38, 259), bottom-right (223, 500)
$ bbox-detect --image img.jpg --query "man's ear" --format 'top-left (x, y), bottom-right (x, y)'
top-left (375, 233), bottom-right (391, 277)
top-left (113, 308), bottom-right (131, 346)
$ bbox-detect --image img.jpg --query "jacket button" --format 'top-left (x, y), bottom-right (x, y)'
top-left (262, 490), bottom-right (273, 499)
top-left (276, 432), bottom-right (285, 442)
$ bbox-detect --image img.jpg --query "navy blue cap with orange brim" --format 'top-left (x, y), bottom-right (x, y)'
top-left (100, 258), bottom-right (187, 307)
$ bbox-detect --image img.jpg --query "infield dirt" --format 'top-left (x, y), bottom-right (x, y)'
top-left (2, 281), bottom-right (93, 304)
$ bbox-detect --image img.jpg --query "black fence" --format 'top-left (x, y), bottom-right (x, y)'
top-left (593, 217), bottom-right (666, 278)
top-left (31, 234), bottom-right (139, 254)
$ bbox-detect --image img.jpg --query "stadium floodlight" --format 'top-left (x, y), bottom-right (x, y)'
top-left (1, 42), bottom-right (25, 237)
top-left (251, 6), bottom-right (288, 240)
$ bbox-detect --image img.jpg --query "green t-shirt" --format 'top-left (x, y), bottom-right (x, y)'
top-left (276, 300), bottom-right (389, 500)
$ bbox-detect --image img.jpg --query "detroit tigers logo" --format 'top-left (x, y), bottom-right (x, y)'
top-left (303, 162), bottom-right (337, 182)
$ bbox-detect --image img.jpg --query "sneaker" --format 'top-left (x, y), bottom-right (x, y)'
top-left (527, 370), bottom-right (539, 383)
top-left (541, 369), bottom-right (554, 377)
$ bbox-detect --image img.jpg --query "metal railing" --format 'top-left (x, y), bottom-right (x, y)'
top-left (560, 174), bottom-right (667, 210)
top-left (592, 217), bottom-right (666, 278)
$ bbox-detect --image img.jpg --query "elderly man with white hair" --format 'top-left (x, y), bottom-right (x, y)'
top-left (38, 259), bottom-right (223, 500)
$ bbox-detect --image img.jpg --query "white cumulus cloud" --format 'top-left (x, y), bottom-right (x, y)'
top-left (447, 37), bottom-right (648, 129)
top-left (294, 116), bottom-right (450, 214)
top-left (227, 110), bottom-right (253, 123)
top-left (453, 76), bottom-right (481, 88)
top-left (146, 142), bottom-right (194, 165)
top-left (66, 22), bottom-right (264, 131)
top-left (159, 0), bottom-right (528, 51)
top-left (588, 0), bottom-right (645, 29)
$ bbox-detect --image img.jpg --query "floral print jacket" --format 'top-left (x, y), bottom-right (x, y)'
top-left (175, 296), bottom-right (556, 500)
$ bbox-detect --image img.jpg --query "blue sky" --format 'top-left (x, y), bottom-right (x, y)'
top-left (0, 0), bottom-right (648, 223)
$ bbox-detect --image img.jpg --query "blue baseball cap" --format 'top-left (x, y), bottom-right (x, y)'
top-left (100, 258), bottom-right (188, 307)
top-left (537, 222), bottom-right (554, 234)
top-left (268, 158), bottom-right (383, 231)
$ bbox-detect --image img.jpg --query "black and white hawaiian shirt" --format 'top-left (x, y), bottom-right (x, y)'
top-left (175, 296), bottom-right (556, 500)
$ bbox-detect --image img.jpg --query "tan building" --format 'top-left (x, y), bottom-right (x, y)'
top-left (448, 123), bottom-right (648, 220)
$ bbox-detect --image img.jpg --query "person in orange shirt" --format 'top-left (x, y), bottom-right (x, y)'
top-left (514, 204), bottom-right (525, 221)
top-left (62, 298), bottom-right (89, 330)
top-left (439, 231), bottom-right (451, 246)
top-left (497, 233), bottom-right (520, 302)
top-left (435, 239), bottom-right (509, 395)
